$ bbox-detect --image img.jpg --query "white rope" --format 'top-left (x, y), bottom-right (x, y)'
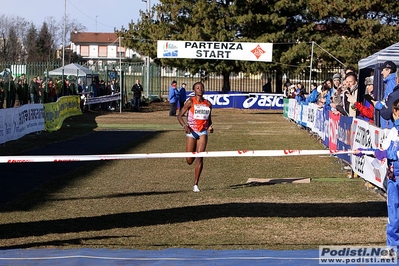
top-left (2, 150), bottom-right (371, 163)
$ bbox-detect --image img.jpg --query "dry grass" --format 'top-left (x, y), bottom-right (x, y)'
top-left (0, 107), bottom-right (387, 250)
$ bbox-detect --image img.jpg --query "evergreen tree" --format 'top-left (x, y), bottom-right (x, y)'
top-left (7, 26), bottom-right (22, 62)
top-left (25, 24), bottom-right (39, 62)
top-left (36, 22), bottom-right (55, 62)
top-left (117, 0), bottom-right (399, 88)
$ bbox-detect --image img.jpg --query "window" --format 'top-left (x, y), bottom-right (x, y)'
top-left (81, 46), bottom-right (89, 56)
top-left (99, 46), bottom-right (107, 57)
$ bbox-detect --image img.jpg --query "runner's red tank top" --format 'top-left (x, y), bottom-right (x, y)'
top-left (187, 96), bottom-right (211, 132)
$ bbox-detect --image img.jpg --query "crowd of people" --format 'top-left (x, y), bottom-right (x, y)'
top-left (0, 67), bottom-right (81, 109)
top-left (284, 61), bottom-right (399, 129)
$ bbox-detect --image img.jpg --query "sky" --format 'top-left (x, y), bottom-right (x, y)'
top-left (4, 0), bottom-right (160, 33)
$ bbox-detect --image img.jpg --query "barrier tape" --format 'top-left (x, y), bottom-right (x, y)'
top-left (3, 150), bottom-right (373, 163)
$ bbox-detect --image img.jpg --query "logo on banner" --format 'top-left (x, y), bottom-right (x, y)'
top-left (374, 130), bottom-right (380, 148)
top-left (251, 44), bottom-right (266, 59)
top-left (242, 95), bottom-right (284, 108)
top-left (162, 42), bottom-right (178, 57)
top-left (203, 95), bottom-right (230, 106)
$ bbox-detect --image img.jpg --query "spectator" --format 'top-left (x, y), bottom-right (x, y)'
top-left (16, 78), bottom-right (23, 106)
top-left (343, 72), bottom-right (358, 117)
top-left (21, 75), bottom-right (29, 105)
top-left (282, 82), bottom-right (291, 98)
top-left (376, 61), bottom-right (397, 129)
top-left (168, 80), bottom-right (178, 116)
top-left (344, 65), bottom-right (357, 76)
top-left (29, 77), bottom-right (39, 103)
top-left (316, 85), bottom-right (328, 108)
top-left (351, 76), bottom-right (375, 124)
top-left (380, 61), bottom-right (397, 100)
top-left (48, 79), bottom-right (56, 102)
top-left (262, 78), bottom-right (272, 93)
top-left (109, 67), bottom-right (118, 81)
top-left (332, 73), bottom-right (342, 90)
top-left (287, 84), bottom-right (296, 99)
top-left (131, 79), bottom-right (143, 112)
top-left (354, 98), bottom-right (399, 252)
top-left (295, 88), bottom-right (306, 103)
top-left (0, 77), bottom-right (3, 108)
top-left (178, 82), bottom-right (187, 111)
top-left (372, 68), bottom-right (399, 123)
top-left (306, 83), bottom-right (318, 103)
top-left (324, 78), bottom-right (334, 109)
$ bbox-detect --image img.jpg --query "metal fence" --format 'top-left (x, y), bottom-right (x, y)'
top-left (0, 61), bottom-right (344, 102)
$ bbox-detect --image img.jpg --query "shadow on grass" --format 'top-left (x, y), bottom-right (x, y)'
top-left (0, 129), bottom-right (160, 208)
top-left (0, 201), bottom-right (386, 243)
top-left (45, 191), bottom-right (186, 201)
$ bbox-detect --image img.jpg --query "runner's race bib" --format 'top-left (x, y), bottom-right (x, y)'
top-left (193, 104), bottom-right (210, 120)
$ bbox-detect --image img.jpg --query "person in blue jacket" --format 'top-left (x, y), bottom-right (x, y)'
top-left (372, 69), bottom-right (399, 125)
top-left (355, 98), bottom-right (399, 254)
top-left (306, 83), bottom-right (318, 103)
top-left (375, 61), bottom-right (397, 129)
top-left (168, 80), bottom-right (178, 116)
top-left (178, 82), bottom-right (187, 111)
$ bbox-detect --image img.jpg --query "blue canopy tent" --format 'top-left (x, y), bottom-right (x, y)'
top-left (358, 42), bottom-right (399, 127)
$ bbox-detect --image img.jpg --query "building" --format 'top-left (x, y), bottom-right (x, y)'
top-left (69, 31), bottom-right (141, 67)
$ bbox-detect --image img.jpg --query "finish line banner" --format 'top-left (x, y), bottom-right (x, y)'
top-left (157, 40), bottom-right (273, 62)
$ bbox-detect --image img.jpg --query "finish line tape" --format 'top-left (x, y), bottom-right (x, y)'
top-left (3, 150), bottom-right (373, 163)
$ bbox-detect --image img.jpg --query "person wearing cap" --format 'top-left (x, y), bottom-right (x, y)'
top-left (380, 60), bottom-right (397, 100)
top-left (330, 74), bottom-right (346, 116)
top-left (372, 68), bottom-right (399, 124)
top-left (375, 61), bottom-right (398, 128)
top-left (350, 76), bottom-right (375, 124)
top-left (178, 82), bottom-right (187, 112)
top-left (168, 80), bottom-right (179, 116)
top-left (332, 73), bottom-right (341, 89)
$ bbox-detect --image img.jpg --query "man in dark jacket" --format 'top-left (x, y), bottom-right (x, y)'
top-left (131, 79), bottom-right (143, 111)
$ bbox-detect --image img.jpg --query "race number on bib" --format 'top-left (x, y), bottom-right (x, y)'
top-left (193, 104), bottom-right (210, 120)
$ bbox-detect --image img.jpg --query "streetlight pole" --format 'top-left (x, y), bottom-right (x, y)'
top-left (119, 36), bottom-right (122, 113)
top-left (142, 0), bottom-right (150, 98)
top-left (62, 0), bottom-right (66, 87)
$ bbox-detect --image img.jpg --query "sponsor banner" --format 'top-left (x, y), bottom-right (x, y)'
top-left (84, 93), bottom-right (121, 106)
top-left (187, 92), bottom-right (284, 109)
top-left (351, 118), bottom-right (387, 188)
top-left (287, 99), bottom-right (296, 120)
top-left (157, 40), bottom-right (273, 62)
top-left (306, 103), bottom-right (316, 130)
top-left (283, 98), bottom-right (289, 118)
top-left (44, 96), bottom-right (82, 132)
top-left (0, 104), bottom-right (45, 144)
top-left (322, 108), bottom-right (330, 147)
top-left (328, 111), bottom-right (340, 151)
top-left (284, 100), bottom-right (392, 190)
top-left (299, 103), bottom-right (308, 127)
top-left (336, 115), bottom-right (353, 163)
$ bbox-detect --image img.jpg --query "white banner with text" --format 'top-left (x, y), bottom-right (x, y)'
top-left (157, 40), bottom-right (273, 62)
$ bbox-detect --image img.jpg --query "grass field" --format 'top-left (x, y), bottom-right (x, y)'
top-left (0, 107), bottom-right (387, 250)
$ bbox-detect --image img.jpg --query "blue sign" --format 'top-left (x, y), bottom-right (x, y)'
top-left (186, 92), bottom-right (284, 110)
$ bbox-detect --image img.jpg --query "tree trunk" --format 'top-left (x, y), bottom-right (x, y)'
top-left (221, 72), bottom-right (230, 93)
